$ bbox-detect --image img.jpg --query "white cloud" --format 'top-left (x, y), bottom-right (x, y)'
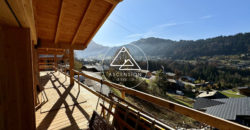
top-left (126, 33), bottom-right (144, 39)
top-left (200, 15), bottom-right (213, 19)
top-left (157, 23), bottom-right (178, 28)
top-left (125, 22), bottom-right (177, 39)
top-left (126, 21), bottom-right (192, 39)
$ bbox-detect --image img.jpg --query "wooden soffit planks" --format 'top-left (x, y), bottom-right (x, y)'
top-left (35, 0), bottom-right (122, 50)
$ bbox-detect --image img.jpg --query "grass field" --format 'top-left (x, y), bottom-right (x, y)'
top-left (166, 93), bottom-right (194, 107)
top-left (219, 90), bottom-right (245, 98)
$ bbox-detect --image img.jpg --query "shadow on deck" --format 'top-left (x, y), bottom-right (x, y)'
top-left (36, 71), bottom-right (102, 130)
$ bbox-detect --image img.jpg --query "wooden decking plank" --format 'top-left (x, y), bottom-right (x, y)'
top-left (36, 71), bottom-right (103, 130)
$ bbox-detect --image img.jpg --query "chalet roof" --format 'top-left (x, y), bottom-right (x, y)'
top-left (181, 76), bottom-right (195, 82)
top-left (197, 90), bottom-right (217, 98)
top-left (166, 72), bottom-right (176, 77)
top-left (82, 64), bottom-right (109, 72)
top-left (194, 98), bottom-right (224, 110)
top-left (167, 79), bottom-right (177, 84)
top-left (238, 86), bottom-right (250, 90)
top-left (194, 97), bottom-right (250, 120)
top-left (35, 0), bottom-right (122, 50)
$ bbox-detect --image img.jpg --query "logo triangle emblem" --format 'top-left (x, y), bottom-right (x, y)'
top-left (110, 47), bottom-right (141, 70)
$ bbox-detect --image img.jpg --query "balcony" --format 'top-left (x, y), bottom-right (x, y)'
top-left (34, 65), bottom-right (250, 130)
top-left (36, 71), bottom-right (100, 129)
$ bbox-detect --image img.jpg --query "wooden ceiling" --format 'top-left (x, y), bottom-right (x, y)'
top-left (0, 0), bottom-right (122, 51)
top-left (35, 0), bottom-right (121, 50)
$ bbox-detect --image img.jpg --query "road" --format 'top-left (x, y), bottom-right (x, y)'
top-left (82, 71), bottom-right (110, 96)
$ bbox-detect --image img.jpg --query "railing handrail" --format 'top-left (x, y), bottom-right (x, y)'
top-left (57, 65), bottom-right (250, 130)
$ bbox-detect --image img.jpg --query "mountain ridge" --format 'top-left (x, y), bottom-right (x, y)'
top-left (75, 33), bottom-right (250, 60)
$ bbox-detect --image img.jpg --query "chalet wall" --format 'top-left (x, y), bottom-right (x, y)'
top-left (0, 25), bottom-right (36, 130)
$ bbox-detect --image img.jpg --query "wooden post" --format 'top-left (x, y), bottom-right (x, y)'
top-left (54, 54), bottom-right (57, 72)
top-left (0, 26), bottom-right (36, 130)
top-left (31, 43), bottom-right (39, 106)
top-left (121, 91), bottom-right (126, 99)
top-left (69, 49), bottom-right (74, 85)
top-left (78, 74), bottom-right (80, 89)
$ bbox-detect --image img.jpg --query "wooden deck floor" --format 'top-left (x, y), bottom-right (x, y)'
top-left (36, 71), bottom-right (103, 130)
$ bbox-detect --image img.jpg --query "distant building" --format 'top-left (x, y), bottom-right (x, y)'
top-left (167, 79), bottom-right (177, 84)
top-left (180, 76), bottom-right (195, 83)
top-left (178, 79), bottom-right (196, 87)
top-left (196, 90), bottom-right (227, 99)
top-left (166, 72), bottom-right (176, 78)
top-left (81, 64), bottom-right (109, 72)
top-left (194, 97), bottom-right (250, 127)
top-left (176, 90), bottom-right (184, 96)
top-left (178, 76), bottom-right (197, 89)
top-left (81, 65), bottom-right (100, 72)
top-left (238, 86), bottom-right (250, 96)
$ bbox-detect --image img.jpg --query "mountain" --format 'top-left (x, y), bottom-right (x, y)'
top-left (75, 41), bottom-right (110, 59)
top-left (76, 33), bottom-right (250, 60)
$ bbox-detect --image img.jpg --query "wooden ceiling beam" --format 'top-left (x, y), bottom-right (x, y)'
top-left (35, 0), bottom-right (122, 48)
top-left (71, 0), bottom-right (95, 45)
top-left (37, 40), bottom-right (85, 50)
top-left (54, 0), bottom-right (65, 44)
top-left (82, 2), bottom-right (118, 48)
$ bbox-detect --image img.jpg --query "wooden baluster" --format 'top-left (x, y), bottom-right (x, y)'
top-left (78, 73), bottom-right (80, 89)
top-left (124, 105), bottom-right (129, 121)
top-left (121, 91), bottom-right (125, 99)
top-left (135, 112), bottom-right (140, 130)
top-left (106, 102), bottom-right (113, 122)
top-left (151, 120), bottom-right (156, 130)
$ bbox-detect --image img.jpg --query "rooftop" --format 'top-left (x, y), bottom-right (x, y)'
top-left (166, 72), bottom-right (176, 77)
top-left (197, 90), bottom-right (218, 98)
top-left (194, 97), bottom-right (250, 120)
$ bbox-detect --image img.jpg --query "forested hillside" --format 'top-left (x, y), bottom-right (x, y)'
top-left (76, 33), bottom-right (250, 60)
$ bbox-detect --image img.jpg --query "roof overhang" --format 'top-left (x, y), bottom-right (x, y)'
top-left (0, 0), bottom-right (122, 53)
top-left (34, 0), bottom-right (122, 50)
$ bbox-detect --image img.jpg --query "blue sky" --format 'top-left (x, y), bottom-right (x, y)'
top-left (93, 0), bottom-right (250, 46)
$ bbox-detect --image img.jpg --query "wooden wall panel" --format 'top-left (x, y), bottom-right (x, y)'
top-left (0, 25), bottom-right (36, 130)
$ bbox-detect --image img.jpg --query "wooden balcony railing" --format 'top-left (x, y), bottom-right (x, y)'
top-left (57, 65), bottom-right (250, 130)
top-left (39, 64), bottom-right (54, 70)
